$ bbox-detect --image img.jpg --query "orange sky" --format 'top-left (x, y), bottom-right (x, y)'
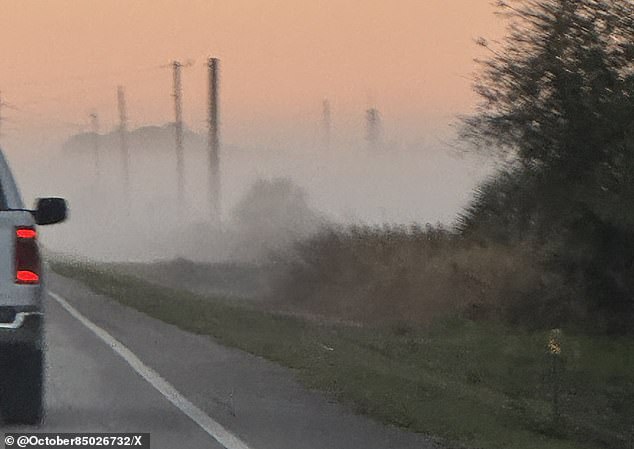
top-left (0, 0), bottom-right (505, 147)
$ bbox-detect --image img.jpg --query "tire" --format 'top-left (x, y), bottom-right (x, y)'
top-left (0, 344), bottom-right (44, 425)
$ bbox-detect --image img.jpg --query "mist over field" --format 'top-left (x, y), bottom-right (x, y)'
top-left (1, 2), bottom-right (632, 446)
top-left (4, 125), bottom-right (490, 262)
top-left (0, 0), bottom-right (504, 264)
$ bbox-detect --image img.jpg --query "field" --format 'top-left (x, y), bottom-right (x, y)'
top-left (51, 258), bottom-right (634, 449)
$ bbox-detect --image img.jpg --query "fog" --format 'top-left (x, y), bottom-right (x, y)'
top-left (3, 124), bottom-right (491, 262)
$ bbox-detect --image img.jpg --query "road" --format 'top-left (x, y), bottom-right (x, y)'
top-left (4, 273), bottom-right (437, 449)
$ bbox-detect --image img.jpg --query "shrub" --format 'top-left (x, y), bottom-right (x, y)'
top-left (271, 225), bottom-right (574, 328)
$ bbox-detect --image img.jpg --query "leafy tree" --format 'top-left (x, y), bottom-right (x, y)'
top-left (460, 0), bottom-right (634, 331)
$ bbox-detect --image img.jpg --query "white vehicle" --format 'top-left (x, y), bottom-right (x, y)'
top-left (0, 150), bottom-right (66, 425)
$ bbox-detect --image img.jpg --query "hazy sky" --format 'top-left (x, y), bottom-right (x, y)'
top-left (0, 0), bottom-right (506, 149)
top-left (0, 1), bottom-right (510, 258)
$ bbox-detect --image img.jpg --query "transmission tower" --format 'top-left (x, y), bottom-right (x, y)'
top-left (321, 99), bottom-right (331, 151)
top-left (365, 107), bottom-right (382, 151)
top-left (207, 57), bottom-right (221, 225)
top-left (89, 112), bottom-right (101, 181)
top-left (117, 86), bottom-right (131, 208)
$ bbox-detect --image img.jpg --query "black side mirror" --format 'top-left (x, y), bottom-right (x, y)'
top-left (33, 198), bottom-right (67, 225)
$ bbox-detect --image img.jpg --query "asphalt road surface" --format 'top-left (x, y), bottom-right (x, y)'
top-left (4, 273), bottom-right (437, 449)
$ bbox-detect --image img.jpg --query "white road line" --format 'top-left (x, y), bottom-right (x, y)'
top-left (48, 290), bottom-right (253, 449)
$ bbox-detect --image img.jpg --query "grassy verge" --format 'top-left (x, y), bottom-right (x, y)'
top-left (50, 258), bottom-right (634, 449)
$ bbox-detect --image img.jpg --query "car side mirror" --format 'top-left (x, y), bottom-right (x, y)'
top-left (33, 198), bottom-right (67, 225)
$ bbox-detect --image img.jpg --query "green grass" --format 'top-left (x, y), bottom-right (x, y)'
top-left (50, 258), bottom-right (634, 449)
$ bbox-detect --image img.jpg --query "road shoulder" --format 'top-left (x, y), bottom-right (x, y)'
top-left (48, 272), bottom-right (438, 449)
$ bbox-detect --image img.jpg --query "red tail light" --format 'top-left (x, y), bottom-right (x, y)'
top-left (15, 227), bottom-right (40, 285)
top-left (16, 270), bottom-right (39, 283)
top-left (16, 228), bottom-right (37, 239)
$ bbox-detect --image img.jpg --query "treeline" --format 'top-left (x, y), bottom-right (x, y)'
top-left (273, 0), bottom-right (634, 334)
top-left (458, 0), bottom-right (634, 333)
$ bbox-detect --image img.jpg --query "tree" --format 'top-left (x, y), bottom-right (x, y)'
top-left (463, 0), bottom-right (634, 170)
top-left (230, 178), bottom-right (326, 260)
top-left (461, 0), bottom-right (634, 332)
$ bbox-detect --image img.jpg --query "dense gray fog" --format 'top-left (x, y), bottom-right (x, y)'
top-left (4, 125), bottom-right (491, 262)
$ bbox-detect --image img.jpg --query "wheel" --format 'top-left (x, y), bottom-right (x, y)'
top-left (0, 344), bottom-right (44, 425)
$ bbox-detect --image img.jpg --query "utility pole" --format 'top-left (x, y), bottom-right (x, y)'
top-left (172, 61), bottom-right (185, 207)
top-left (117, 86), bottom-right (131, 209)
top-left (89, 112), bottom-right (100, 182)
top-left (0, 91), bottom-right (3, 145)
top-left (207, 57), bottom-right (221, 225)
top-left (321, 99), bottom-right (331, 151)
top-left (0, 92), bottom-right (19, 146)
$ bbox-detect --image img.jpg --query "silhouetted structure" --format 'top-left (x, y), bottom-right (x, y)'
top-left (172, 61), bottom-right (185, 206)
top-left (321, 99), bottom-right (331, 151)
top-left (207, 57), bottom-right (221, 225)
top-left (365, 107), bottom-right (382, 151)
top-left (89, 112), bottom-right (100, 180)
top-left (117, 86), bottom-right (130, 207)
top-left (0, 91), bottom-right (3, 142)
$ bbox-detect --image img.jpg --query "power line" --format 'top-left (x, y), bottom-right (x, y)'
top-left (4, 62), bottom-right (165, 90)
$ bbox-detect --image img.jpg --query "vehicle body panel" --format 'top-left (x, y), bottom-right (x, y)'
top-left (0, 149), bottom-right (44, 348)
